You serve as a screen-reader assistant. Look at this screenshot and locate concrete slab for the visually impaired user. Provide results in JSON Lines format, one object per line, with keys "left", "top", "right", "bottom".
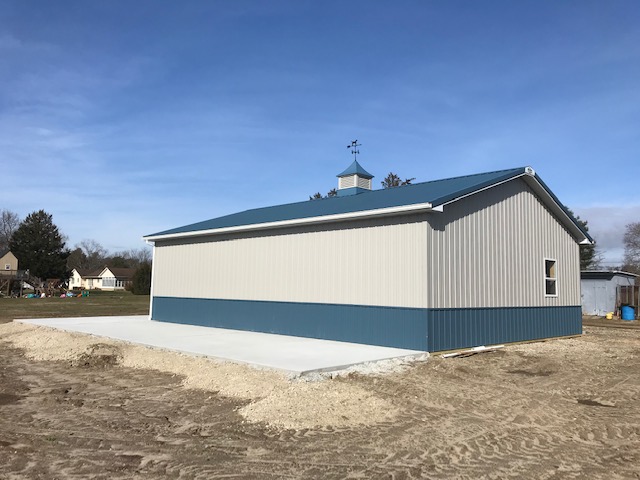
{"left": 16, "top": 316, "right": 426, "bottom": 375}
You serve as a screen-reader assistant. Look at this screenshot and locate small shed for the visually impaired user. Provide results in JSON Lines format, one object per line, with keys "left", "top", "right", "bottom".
{"left": 581, "top": 270, "right": 638, "bottom": 316}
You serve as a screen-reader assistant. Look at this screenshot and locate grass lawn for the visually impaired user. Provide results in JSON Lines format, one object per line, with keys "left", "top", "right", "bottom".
{"left": 0, "top": 291, "right": 150, "bottom": 325}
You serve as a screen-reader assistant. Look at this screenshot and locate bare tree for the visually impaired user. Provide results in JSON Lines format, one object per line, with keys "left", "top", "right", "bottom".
{"left": 67, "top": 239, "right": 109, "bottom": 271}
{"left": 124, "top": 247, "right": 152, "bottom": 266}
{"left": 109, "top": 247, "right": 152, "bottom": 268}
{"left": 80, "top": 239, "right": 109, "bottom": 270}
{"left": 622, "top": 222, "right": 640, "bottom": 274}
{"left": 0, "top": 209, "right": 21, "bottom": 251}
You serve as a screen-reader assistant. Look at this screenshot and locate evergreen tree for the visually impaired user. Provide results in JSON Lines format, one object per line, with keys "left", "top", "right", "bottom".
{"left": 381, "top": 172, "right": 415, "bottom": 188}
{"left": 9, "top": 210, "right": 70, "bottom": 279}
{"left": 564, "top": 207, "right": 599, "bottom": 270}
{"left": 309, "top": 188, "right": 338, "bottom": 200}
{"left": 108, "top": 255, "right": 131, "bottom": 268}
{"left": 310, "top": 171, "right": 417, "bottom": 200}
{"left": 131, "top": 262, "right": 152, "bottom": 295}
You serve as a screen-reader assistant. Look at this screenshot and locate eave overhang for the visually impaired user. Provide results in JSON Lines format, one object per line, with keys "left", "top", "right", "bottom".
{"left": 144, "top": 201, "right": 434, "bottom": 243}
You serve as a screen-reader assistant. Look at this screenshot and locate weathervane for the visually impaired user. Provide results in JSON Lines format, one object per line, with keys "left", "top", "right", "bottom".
{"left": 347, "top": 140, "right": 361, "bottom": 161}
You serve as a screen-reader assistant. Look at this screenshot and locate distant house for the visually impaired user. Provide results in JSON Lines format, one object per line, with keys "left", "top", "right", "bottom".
{"left": 68, "top": 268, "right": 96, "bottom": 290}
{"left": 0, "top": 249, "right": 18, "bottom": 274}
{"left": 98, "top": 267, "right": 134, "bottom": 291}
{"left": 0, "top": 249, "right": 20, "bottom": 295}
{"left": 68, "top": 266, "right": 135, "bottom": 291}
{"left": 581, "top": 270, "right": 638, "bottom": 316}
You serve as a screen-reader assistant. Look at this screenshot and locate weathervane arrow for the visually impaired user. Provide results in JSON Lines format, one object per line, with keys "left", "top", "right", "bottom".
{"left": 347, "top": 139, "right": 361, "bottom": 160}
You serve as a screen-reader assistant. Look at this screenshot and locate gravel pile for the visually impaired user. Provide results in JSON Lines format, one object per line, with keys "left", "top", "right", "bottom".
{"left": 0, "top": 321, "right": 401, "bottom": 430}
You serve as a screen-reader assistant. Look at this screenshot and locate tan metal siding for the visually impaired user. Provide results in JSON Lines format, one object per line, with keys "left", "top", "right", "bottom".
{"left": 153, "top": 178, "right": 580, "bottom": 310}
{"left": 153, "top": 215, "right": 428, "bottom": 308}
{"left": 426, "top": 179, "right": 580, "bottom": 308}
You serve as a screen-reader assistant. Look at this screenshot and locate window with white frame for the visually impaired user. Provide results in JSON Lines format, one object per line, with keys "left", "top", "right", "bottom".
{"left": 544, "top": 259, "right": 557, "bottom": 296}
{"left": 4, "top": 264, "right": 10, "bottom": 270}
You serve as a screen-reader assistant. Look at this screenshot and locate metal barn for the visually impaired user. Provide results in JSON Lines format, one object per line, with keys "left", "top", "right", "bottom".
{"left": 144, "top": 164, "right": 592, "bottom": 352}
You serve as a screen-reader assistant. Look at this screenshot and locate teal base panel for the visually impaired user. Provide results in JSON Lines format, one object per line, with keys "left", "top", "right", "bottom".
{"left": 426, "top": 306, "right": 582, "bottom": 352}
{"left": 152, "top": 296, "right": 429, "bottom": 350}
{"left": 151, "top": 297, "right": 582, "bottom": 352}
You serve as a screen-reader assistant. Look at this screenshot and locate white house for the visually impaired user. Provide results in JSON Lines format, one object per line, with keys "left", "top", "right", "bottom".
{"left": 68, "top": 268, "right": 96, "bottom": 290}
{"left": 98, "top": 267, "right": 134, "bottom": 291}
{"left": 68, "top": 266, "right": 134, "bottom": 291}
{"left": 143, "top": 163, "right": 592, "bottom": 352}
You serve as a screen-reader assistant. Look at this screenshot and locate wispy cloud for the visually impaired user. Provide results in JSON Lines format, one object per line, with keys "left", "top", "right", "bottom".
{"left": 1, "top": 1, "right": 638, "bottom": 256}
{"left": 575, "top": 205, "right": 640, "bottom": 265}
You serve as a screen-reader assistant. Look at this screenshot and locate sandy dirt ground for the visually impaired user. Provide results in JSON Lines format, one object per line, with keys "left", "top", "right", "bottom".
{"left": 1, "top": 322, "right": 639, "bottom": 479}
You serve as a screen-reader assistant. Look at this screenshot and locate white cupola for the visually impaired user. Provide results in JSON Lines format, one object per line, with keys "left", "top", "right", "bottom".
{"left": 336, "top": 160, "right": 374, "bottom": 197}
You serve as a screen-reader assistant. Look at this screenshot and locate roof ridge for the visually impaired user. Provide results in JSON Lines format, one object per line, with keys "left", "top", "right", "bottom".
{"left": 405, "top": 166, "right": 526, "bottom": 188}
{"left": 238, "top": 167, "right": 526, "bottom": 213}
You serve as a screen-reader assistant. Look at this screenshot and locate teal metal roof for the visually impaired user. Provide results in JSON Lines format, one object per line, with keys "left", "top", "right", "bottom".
{"left": 146, "top": 166, "right": 593, "bottom": 242}
{"left": 337, "top": 160, "right": 374, "bottom": 179}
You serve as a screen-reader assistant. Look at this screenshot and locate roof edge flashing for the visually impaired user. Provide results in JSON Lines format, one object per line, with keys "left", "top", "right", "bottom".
{"left": 144, "top": 202, "right": 433, "bottom": 242}
{"left": 523, "top": 174, "right": 594, "bottom": 245}
{"left": 438, "top": 171, "right": 528, "bottom": 209}
{"left": 581, "top": 270, "right": 639, "bottom": 278}
{"left": 434, "top": 168, "right": 593, "bottom": 245}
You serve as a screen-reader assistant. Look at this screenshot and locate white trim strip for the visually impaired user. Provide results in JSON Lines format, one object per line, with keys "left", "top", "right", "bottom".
{"left": 440, "top": 174, "right": 527, "bottom": 208}
{"left": 143, "top": 202, "right": 433, "bottom": 242}
{"left": 148, "top": 242, "right": 156, "bottom": 318}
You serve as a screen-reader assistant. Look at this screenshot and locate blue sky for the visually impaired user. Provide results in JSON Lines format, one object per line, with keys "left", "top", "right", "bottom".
{"left": 1, "top": 1, "right": 638, "bottom": 264}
